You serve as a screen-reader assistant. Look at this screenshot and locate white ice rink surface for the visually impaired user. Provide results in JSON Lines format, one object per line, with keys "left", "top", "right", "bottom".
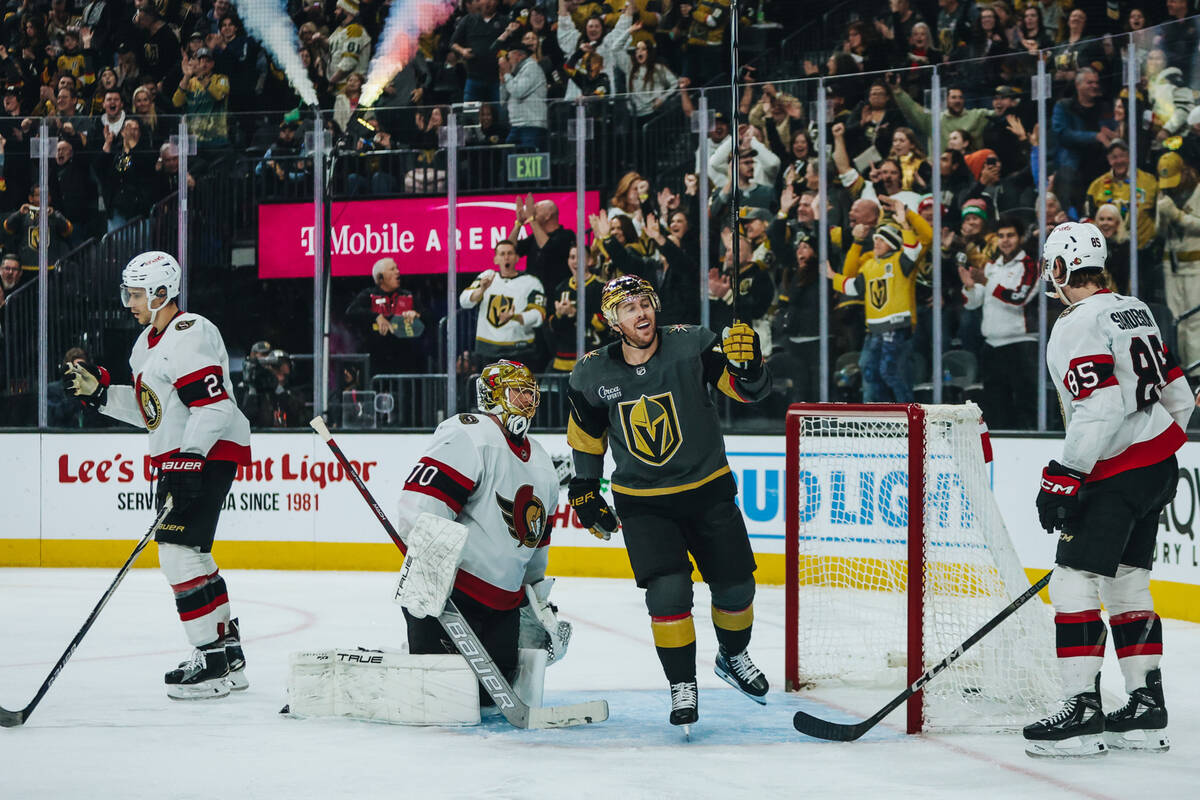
{"left": 2, "top": 569, "right": 1198, "bottom": 800}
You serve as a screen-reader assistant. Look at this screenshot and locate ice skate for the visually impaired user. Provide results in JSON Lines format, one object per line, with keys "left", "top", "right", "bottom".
{"left": 670, "top": 680, "right": 698, "bottom": 738}
{"left": 714, "top": 647, "right": 768, "bottom": 704}
{"left": 1105, "top": 669, "right": 1169, "bottom": 752}
{"left": 1023, "top": 681, "right": 1106, "bottom": 758}
{"left": 224, "top": 618, "right": 249, "bottom": 691}
{"left": 165, "top": 646, "right": 230, "bottom": 700}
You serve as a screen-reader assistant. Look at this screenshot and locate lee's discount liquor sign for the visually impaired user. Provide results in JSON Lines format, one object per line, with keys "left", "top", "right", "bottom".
{"left": 256, "top": 191, "right": 600, "bottom": 279}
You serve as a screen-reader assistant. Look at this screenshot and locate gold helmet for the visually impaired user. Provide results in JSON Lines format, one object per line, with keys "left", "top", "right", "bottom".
{"left": 476, "top": 360, "right": 540, "bottom": 437}
{"left": 600, "top": 274, "right": 660, "bottom": 330}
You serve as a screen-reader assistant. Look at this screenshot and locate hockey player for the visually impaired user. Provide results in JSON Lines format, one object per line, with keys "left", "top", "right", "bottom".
{"left": 1023, "top": 222, "right": 1193, "bottom": 757}
{"left": 566, "top": 275, "right": 771, "bottom": 731}
{"left": 62, "top": 251, "right": 252, "bottom": 700}
{"left": 395, "top": 360, "right": 567, "bottom": 703}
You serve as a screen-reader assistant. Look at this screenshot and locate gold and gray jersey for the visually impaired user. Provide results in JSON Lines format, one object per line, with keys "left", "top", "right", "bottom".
{"left": 566, "top": 324, "right": 770, "bottom": 503}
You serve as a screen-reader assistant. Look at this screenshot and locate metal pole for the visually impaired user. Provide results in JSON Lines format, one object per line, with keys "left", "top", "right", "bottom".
{"left": 575, "top": 100, "right": 586, "bottom": 362}
{"left": 176, "top": 116, "right": 189, "bottom": 308}
{"left": 729, "top": 4, "right": 740, "bottom": 321}
{"left": 817, "top": 77, "right": 829, "bottom": 402}
{"left": 930, "top": 68, "right": 943, "bottom": 404}
{"left": 311, "top": 114, "right": 326, "bottom": 418}
{"left": 1036, "top": 55, "right": 1048, "bottom": 432}
{"left": 698, "top": 91, "right": 712, "bottom": 330}
{"left": 446, "top": 110, "right": 460, "bottom": 418}
{"left": 36, "top": 120, "right": 52, "bottom": 429}
{"left": 1126, "top": 36, "right": 1139, "bottom": 296}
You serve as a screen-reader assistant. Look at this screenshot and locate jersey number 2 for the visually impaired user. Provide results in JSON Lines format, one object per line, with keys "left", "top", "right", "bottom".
{"left": 1129, "top": 334, "right": 1168, "bottom": 410}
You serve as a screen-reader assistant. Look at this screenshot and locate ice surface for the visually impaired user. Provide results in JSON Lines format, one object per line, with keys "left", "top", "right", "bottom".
{"left": 2, "top": 570, "right": 1198, "bottom": 799}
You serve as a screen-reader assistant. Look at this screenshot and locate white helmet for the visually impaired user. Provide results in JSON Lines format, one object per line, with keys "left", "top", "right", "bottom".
{"left": 121, "top": 251, "right": 181, "bottom": 315}
{"left": 1042, "top": 222, "right": 1106, "bottom": 302}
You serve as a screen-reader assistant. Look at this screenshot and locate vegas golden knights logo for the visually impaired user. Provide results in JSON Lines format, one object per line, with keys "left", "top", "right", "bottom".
{"left": 496, "top": 485, "right": 547, "bottom": 548}
{"left": 618, "top": 392, "right": 682, "bottom": 466}
{"left": 869, "top": 277, "right": 888, "bottom": 310}
{"left": 135, "top": 376, "right": 163, "bottom": 431}
{"left": 487, "top": 294, "right": 515, "bottom": 327}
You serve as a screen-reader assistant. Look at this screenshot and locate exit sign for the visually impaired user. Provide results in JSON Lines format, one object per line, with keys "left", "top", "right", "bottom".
{"left": 507, "top": 153, "right": 550, "bottom": 182}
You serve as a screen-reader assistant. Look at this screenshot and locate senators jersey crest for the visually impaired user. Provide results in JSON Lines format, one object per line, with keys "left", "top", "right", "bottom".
{"left": 135, "top": 375, "right": 163, "bottom": 430}
{"left": 495, "top": 485, "right": 547, "bottom": 548}
{"left": 618, "top": 392, "right": 682, "bottom": 466}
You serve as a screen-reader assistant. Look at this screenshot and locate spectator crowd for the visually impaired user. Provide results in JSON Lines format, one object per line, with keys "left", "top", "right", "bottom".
{"left": 1, "top": 0, "right": 1200, "bottom": 432}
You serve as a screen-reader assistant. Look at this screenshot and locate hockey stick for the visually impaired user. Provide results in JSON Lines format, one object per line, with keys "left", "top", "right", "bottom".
{"left": 0, "top": 498, "right": 174, "bottom": 728}
{"left": 793, "top": 569, "right": 1054, "bottom": 741}
{"left": 309, "top": 416, "right": 608, "bottom": 729}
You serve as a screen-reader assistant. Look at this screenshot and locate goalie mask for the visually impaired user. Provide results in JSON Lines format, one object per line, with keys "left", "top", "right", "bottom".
{"left": 601, "top": 275, "right": 660, "bottom": 345}
{"left": 121, "top": 251, "right": 182, "bottom": 317}
{"left": 1041, "top": 222, "right": 1107, "bottom": 304}
{"left": 476, "top": 360, "right": 540, "bottom": 438}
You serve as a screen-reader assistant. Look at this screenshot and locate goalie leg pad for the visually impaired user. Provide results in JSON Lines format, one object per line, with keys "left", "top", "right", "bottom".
{"left": 159, "top": 543, "right": 229, "bottom": 647}
{"left": 287, "top": 650, "right": 480, "bottom": 725}
{"left": 512, "top": 647, "right": 547, "bottom": 707}
{"left": 394, "top": 512, "right": 469, "bottom": 618}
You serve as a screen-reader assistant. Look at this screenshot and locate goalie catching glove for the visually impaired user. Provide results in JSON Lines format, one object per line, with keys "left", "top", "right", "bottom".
{"left": 1036, "top": 460, "right": 1085, "bottom": 533}
{"left": 519, "top": 578, "right": 572, "bottom": 664}
{"left": 568, "top": 478, "right": 620, "bottom": 540}
{"left": 721, "top": 322, "right": 762, "bottom": 381}
{"left": 61, "top": 362, "right": 110, "bottom": 408}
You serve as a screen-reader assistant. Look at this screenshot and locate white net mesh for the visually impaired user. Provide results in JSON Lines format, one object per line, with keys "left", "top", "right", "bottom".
{"left": 788, "top": 403, "right": 1061, "bottom": 731}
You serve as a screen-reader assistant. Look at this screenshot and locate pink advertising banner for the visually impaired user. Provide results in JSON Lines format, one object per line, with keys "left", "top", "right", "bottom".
{"left": 256, "top": 191, "right": 601, "bottom": 279}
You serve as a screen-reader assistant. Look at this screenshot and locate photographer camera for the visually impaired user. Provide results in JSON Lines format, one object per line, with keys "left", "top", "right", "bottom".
{"left": 238, "top": 341, "right": 306, "bottom": 428}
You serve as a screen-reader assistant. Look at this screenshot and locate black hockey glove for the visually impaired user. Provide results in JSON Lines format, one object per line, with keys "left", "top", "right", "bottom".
{"left": 157, "top": 453, "right": 206, "bottom": 514}
{"left": 721, "top": 322, "right": 763, "bottom": 381}
{"left": 1036, "top": 460, "right": 1086, "bottom": 533}
{"left": 61, "top": 362, "right": 110, "bottom": 408}
{"left": 568, "top": 478, "right": 620, "bottom": 541}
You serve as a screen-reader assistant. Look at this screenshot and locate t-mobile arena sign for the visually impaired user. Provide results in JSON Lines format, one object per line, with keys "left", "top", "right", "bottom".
{"left": 257, "top": 191, "right": 600, "bottom": 279}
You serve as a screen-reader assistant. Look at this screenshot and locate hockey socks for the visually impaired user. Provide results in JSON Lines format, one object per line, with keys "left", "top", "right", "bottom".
{"left": 1054, "top": 610, "right": 1106, "bottom": 695}
{"left": 711, "top": 603, "right": 753, "bottom": 656}
{"left": 1109, "top": 611, "right": 1162, "bottom": 692}
{"left": 650, "top": 612, "right": 697, "bottom": 685}
{"left": 171, "top": 570, "right": 231, "bottom": 646}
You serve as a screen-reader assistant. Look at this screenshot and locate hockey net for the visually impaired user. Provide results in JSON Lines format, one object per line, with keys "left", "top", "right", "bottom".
{"left": 784, "top": 403, "right": 1060, "bottom": 733}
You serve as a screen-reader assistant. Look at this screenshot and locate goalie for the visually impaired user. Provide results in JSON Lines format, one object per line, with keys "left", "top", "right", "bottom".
{"left": 394, "top": 360, "right": 568, "bottom": 708}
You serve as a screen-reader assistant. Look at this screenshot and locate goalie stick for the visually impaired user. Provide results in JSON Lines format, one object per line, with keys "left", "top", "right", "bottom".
{"left": 793, "top": 570, "right": 1054, "bottom": 741}
{"left": 1, "top": 498, "right": 174, "bottom": 728}
{"left": 309, "top": 416, "right": 608, "bottom": 729}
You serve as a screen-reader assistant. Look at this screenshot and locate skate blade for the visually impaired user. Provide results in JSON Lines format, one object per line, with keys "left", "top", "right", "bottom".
{"left": 225, "top": 670, "right": 250, "bottom": 691}
{"left": 1105, "top": 730, "right": 1170, "bottom": 752}
{"left": 167, "top": 680, "right": 231, "bottom": 701}
{"left": 714, "top": 665, "right": 767, "bottom": 705}
{"left": 1024, "top": 734, "right": 1108, "bottom": 759}
{"left": 681, "top": 723, "right": 691, "bottom": 741}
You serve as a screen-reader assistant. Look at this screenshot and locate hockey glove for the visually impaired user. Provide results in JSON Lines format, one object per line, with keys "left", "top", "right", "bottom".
{"left": 721, "top": 322, "right": 763, "bottom": 381}
{"left": 1036, "top": 460, "right": 1086, "bottom": 533}
{"left": 519, "top": 579, "right": 572, "bottom": 665}
{"left": 157, "top": 453, "right": 206, "bottom": 514}
{"left": 568, "top": 478, "right": 620, "bottom": 541}
{"left": 62, "top": 362, "right": 110, "bottom": 408}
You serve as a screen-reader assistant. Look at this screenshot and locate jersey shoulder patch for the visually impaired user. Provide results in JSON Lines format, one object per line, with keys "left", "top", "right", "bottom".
{"left": 458, "top": 413, "right": 479, "bottom": 424}
{"left": 174, "top": 318, "right": 196, "bottom": 332}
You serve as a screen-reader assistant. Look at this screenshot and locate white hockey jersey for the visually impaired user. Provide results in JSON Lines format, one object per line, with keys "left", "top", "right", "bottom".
{"left": 962, "top": 249, "right": 1039, "bottom": 348}
{"left": 396, "top": 412, "right": 559, "bottom": 610}
{"left": 100, "top": 311, "right": 251, "bottom": 467}
{"left": 1047, "top": 290, "right": 1193, "bottom": 480}
{"left": 459, "top": 272, "right": 546, "bottom": 348}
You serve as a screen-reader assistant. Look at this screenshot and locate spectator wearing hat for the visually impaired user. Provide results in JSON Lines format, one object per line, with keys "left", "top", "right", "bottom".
{"left": 828, "top": 219, "right": 920, "bottom": 403}
{"left": 960, "top": 214, "right": 1039, "bottom": 429}
{"left": 4, "top": 186, "right": 73, "bottom": 270}
{"left": 346, "top": 256, "right": 427, "bottom": 376}
{"left": 963, "top": 147, "right": 1030, "bottom": 213}
{"left": 708, "top": 123, "right": 781, "bottom": 192}
{"left": 1084, "top": 137, "right": 1158, "bottom": 248}
{"left": 327, "top": 0, "right": 372, "bottom": 94}
{"left": 499, "top": 39, "right": 548, "bottom": 151}
{"left": 255, "top": 120, "right": 309, "bottom": 197}
{"left": 1156, "top": 152, "right": 1200, "bottom": 366}
{"left": 981, "top": 85, "right": 1034, "bottom": 174}
{"left": 710, "top": 147, "right": 776, "bottom": 220}
{"left": 739, "top": 206, "right": 775, "bottom": 268}
{"left": 172, "top": 47, "right": 230, "bottom": 149}
{"left": 133, "top": 6, "right": 180, "bottom": 87}
{"left": 708, "top": 228, "right": 774, "bottom": 347}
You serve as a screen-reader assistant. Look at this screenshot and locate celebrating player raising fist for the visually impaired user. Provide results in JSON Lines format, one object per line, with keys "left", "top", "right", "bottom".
{"left": 566, "top": 275, "right": 771, "bottom": 734}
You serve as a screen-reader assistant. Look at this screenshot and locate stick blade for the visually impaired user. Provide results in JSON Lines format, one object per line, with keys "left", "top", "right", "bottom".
{"left": 0, "top": 708, "right": 26, "bottom": 728}
{"left": 792, "top": 709, "right": 868, "bottom": 741}
{"left": 527, "top": 700, "right": 609, "bottom": 729}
